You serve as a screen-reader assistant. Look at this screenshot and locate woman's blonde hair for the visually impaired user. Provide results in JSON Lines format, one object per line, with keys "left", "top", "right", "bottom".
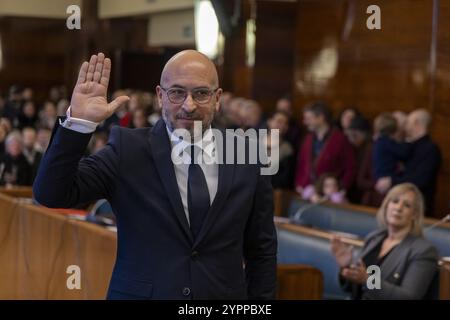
{"left": 376, "top": 183, "right": 425, "bottom": 236}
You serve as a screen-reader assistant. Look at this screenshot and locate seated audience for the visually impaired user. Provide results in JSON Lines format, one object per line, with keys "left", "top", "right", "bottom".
{"left": 295, "top": 102, "right": 356, "bottom": 194}
{"left": 2, "top": 85, "right": 23, "bottom": 127}
{"left": 56, "top": 99, "right": 70, "bottom": 116}
{"left": 0, "top": 131, "right": 32, "bottom": 186}
{"left": 331, "top": 183, "right": 438, "bottom": 299}
{"left": 18, "top": 100, "right": 39, "bottom": 129}
{"left": 22, "top": 127, "right": 42, "bottom": 181}
{"left": 240, "top": 99, "right": 265, "bottom": 130}
{"left": 38, "top": 101, "right": 57, "bottom": 130}
{"left": 35, "top": 127, "right": 51, "bottom": 153}
{"left": 129, "top": 108, "right": 151, "bottom": 129}
{"left": 98, "top": 89, "right": 132, "bottom": 131}
{"left": 22, "top": 87, "right": 34, "bottom": 101}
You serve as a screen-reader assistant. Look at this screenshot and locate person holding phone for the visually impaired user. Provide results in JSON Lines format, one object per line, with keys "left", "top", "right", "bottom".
{"left": 331, "top": 183, "right": 438, "bottom": 299}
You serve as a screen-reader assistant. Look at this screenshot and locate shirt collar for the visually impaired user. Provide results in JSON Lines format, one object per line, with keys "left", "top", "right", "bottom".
{"left": 166, "top": 125, "right": 216, "bottom": 160}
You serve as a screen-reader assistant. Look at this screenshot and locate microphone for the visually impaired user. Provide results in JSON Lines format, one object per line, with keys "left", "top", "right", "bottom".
{"left": 424, "top": 214, "right": 450, "bottom": 232}
{"left": 290, "top": 197, "right": 328, "bottom": 223}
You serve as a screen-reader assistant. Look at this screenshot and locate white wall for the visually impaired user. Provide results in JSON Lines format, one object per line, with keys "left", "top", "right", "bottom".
{"left": 148, "top": 9, "right": 195, "bottom": 46}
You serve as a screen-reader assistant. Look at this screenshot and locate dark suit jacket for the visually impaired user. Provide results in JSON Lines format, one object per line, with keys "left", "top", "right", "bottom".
{"left": 392, "top": 135, "right": 441, "bottom": 213}
{"left": 340, "top": 229, "right": 439, "bottom": 299}
{"left": 33, "top": 119, "right": 277, "bottom": 300}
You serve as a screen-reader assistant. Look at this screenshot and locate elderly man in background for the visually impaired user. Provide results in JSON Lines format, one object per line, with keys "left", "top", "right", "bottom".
{"left": 376, "top": 109, "right": 441, "bottom": 214}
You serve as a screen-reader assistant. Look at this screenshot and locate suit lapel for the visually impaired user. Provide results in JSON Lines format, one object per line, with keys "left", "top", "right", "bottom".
{"left": 148, "top": 120, "right": 193, "bottom": 243}
{"left": 378, "top": 235, "right": 414, "bottom": 280}
{"left": 360, "top": 230, "right": 386, "bottom": 262}
{"left": 360, "top": 231, "right": 414, "bottom": 281}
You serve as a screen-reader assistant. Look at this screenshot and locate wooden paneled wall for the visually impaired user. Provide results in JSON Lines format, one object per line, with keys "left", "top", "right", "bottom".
{"left": 221, "top": 0, "right": 297, "bottom": 113}
{"left": 292, "top": 0, "right": 449, "bottom": 218}
{"left": 0, "top": 17, "right": 75, "bottom": 103}
{"left": 0, "top": 0, "right": 185, "bottom": 104}
{"left": 252, "top": 0, "right": 296, "bottom": 112}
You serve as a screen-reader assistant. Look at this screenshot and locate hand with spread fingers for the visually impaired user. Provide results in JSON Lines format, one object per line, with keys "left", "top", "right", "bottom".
{"left": 331, "top": 236, "right": 353, "bottom": 268}
{"left": 341, "top": 260, "right": 368, "bottom": 285}
{"left": 70, "top": 52, "right": 129, "bottom": 123}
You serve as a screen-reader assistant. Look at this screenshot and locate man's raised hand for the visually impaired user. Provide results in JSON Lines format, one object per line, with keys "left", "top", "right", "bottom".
{"left": 70, "top": 53, "right": 129, "bottom": 123}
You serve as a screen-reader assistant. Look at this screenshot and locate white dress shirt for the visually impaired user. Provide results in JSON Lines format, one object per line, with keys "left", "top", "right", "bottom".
{"left": 61, "top": 108, "right": 218, "bottom": 225}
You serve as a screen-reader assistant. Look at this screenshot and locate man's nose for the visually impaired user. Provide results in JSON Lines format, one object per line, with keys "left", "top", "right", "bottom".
{"left": 182, "top": 94, "right": 196, "bottom": 113}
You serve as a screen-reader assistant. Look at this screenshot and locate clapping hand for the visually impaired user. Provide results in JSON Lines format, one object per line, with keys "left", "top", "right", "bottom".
{"left": 331, "top": 236, "right": 353, "bottom": 268}
{"left": 341, "top": 260, "right": 368, "bottom": 285}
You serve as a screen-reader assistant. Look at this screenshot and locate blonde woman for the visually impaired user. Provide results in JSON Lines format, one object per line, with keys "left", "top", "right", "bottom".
{"left": 331, "top": 183, "right": 438, "bottom": 299}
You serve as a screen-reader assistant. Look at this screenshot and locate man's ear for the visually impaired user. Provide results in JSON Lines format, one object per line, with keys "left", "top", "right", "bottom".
{"left": 215, "top": 88, "right": 223, "bottom": 112}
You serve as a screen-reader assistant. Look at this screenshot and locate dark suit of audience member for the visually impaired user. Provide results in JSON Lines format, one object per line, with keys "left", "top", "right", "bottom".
{"left": 2, "top": 100, "right": 22, "bottom": 127}
{"left": 23, "top": 148, "right": 42, "bottom": 182}
{"left": 332, "top": 183, "right": 438, "bottom": 299}
{"left": 271, "top": 141, "right": 295, "bottom": 189}
{"left": 376, "top": 110, "right": 441, "bottom": 215}
{"left": 285, "top": 119, "right": 301, "bottom": 152}
{"left": 266, "top": 111, "right": 295, "bottom": 189}
{"left": 392, "top": 135, "right": 441, "bottom": 213}
{"left": 373, "top": 135, "right": 412, "bottom": 180}
{"left": 0, "top": 153, "right": 32, "bottom": 186}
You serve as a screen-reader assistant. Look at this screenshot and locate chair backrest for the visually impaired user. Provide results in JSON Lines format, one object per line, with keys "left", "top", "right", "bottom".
{"left": 288, "top": 199, "right": 377, "bottom": 238}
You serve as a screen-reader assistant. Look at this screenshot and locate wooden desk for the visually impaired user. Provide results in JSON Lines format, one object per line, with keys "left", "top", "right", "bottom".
{"left": 0, "top": 192, "right": 116, "bottom": 299}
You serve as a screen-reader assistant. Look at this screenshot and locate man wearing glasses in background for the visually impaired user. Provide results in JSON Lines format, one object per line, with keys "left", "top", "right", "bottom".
{"left": 33, "top": 50, "right": 277, "bottom": 300}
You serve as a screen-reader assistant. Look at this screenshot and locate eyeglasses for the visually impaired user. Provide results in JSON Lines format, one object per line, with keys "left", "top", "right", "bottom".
{"left": 160, "top": 86, "right": 219, "bottom": 105}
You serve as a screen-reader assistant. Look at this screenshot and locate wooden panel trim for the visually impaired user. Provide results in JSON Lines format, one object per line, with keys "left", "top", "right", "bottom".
{"left": 275, "top": 218, "right": 364, "bottom": 247}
